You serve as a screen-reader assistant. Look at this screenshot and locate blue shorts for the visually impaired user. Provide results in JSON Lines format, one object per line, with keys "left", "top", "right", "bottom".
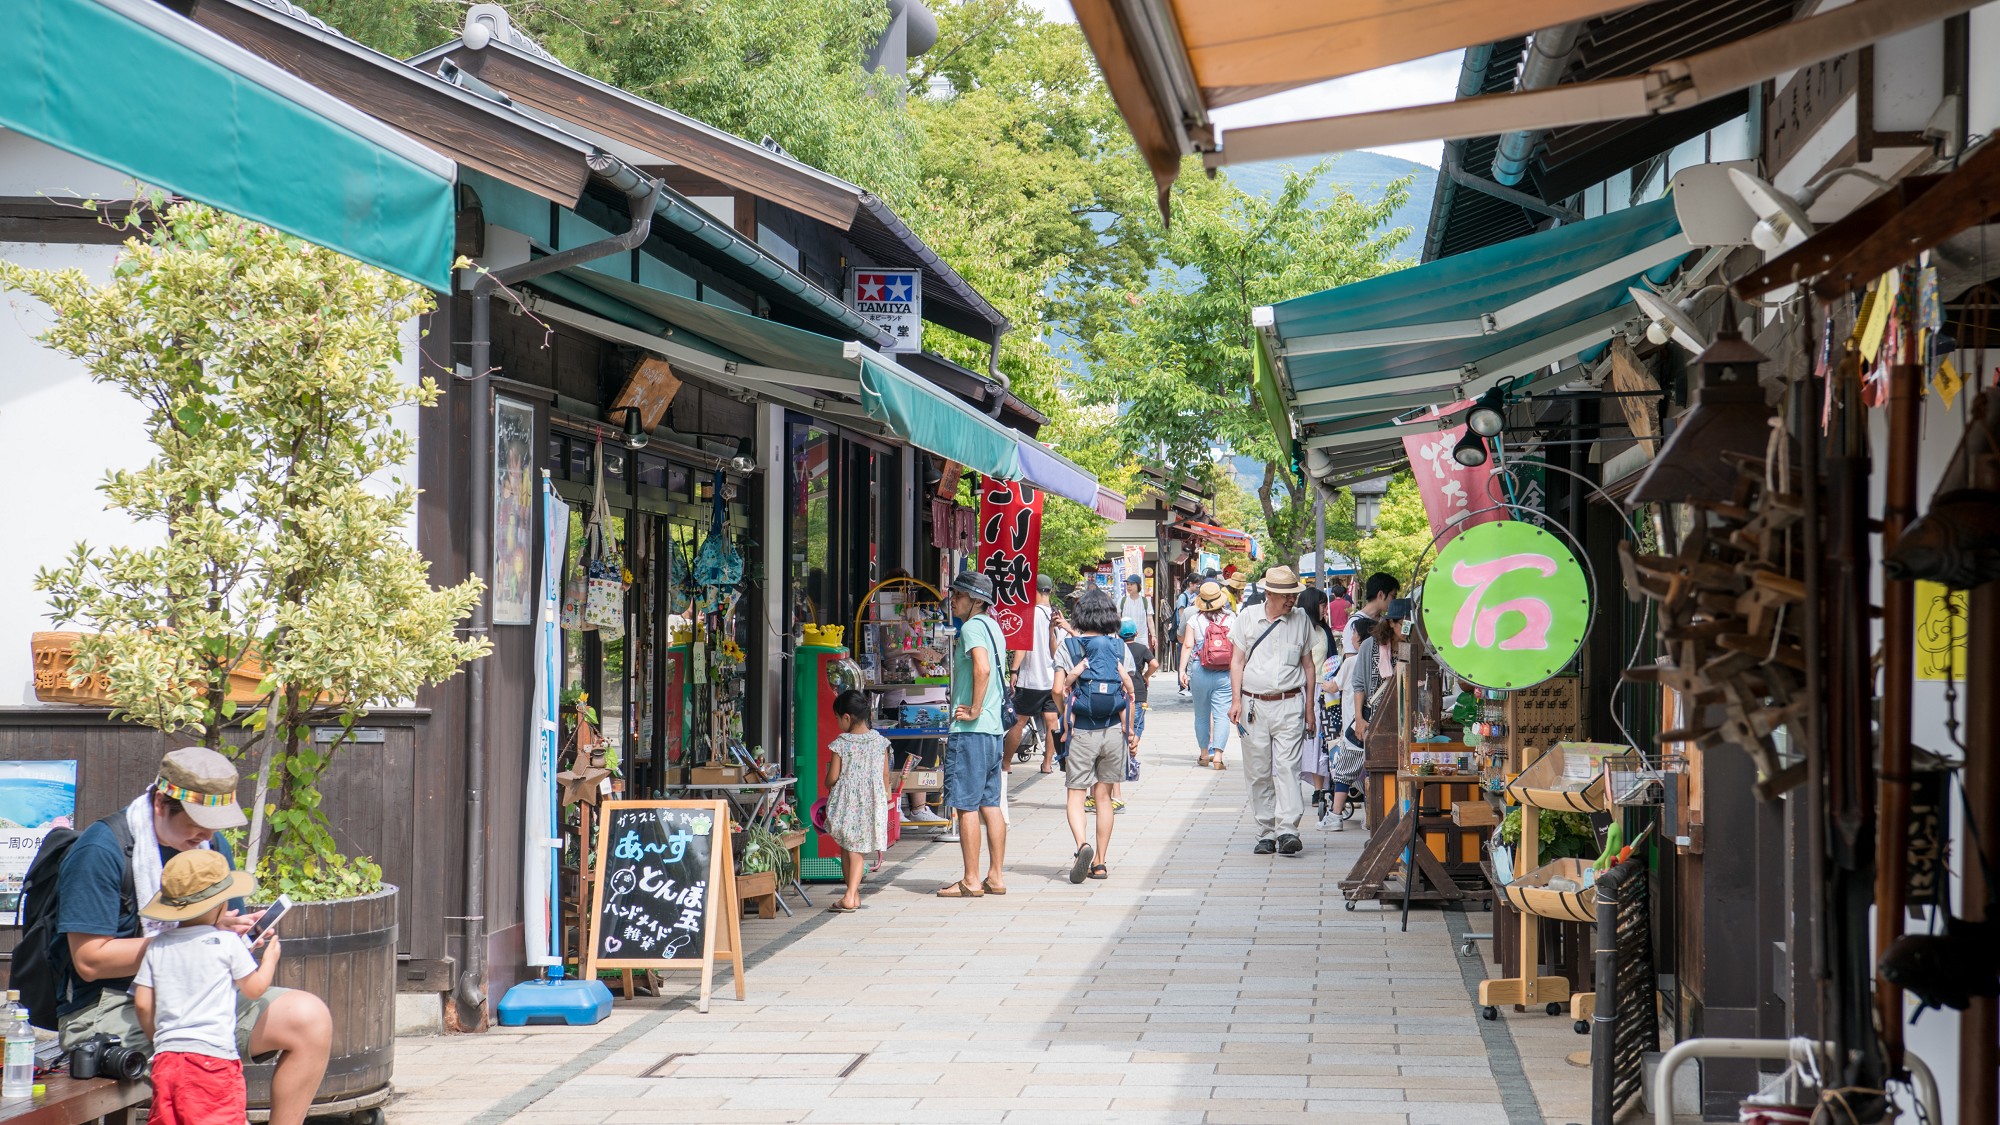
{"left": 944, "top": 732, "right": 1004, "bottom": 811}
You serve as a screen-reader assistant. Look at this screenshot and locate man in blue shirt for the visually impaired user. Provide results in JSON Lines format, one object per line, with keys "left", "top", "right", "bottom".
{"left": 939, "top": 571, "right": 1008, "bottom": 898}
{"left": 54, "top": 748, "right": 332, "bottom": 1125}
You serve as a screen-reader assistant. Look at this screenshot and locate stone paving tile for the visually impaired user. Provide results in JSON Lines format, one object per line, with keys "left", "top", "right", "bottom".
{"left": 385, "top": 680, "right": 1589, "bottom": 1123}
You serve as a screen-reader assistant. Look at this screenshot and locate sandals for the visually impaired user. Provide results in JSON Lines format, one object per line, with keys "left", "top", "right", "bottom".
{"left": 1068, "top": 843, "right": 1095, "bottom": 884}
{"left": 1210, "top": 756, "right": 1227, "bottom": 770}
{"left": 1087, "top": 864, "right": 1109, "bottom": 880}
{"left": 827, "top": 902, "right": 858, "bottom": 913}
{"left": 981, "top": 879, "right": 1008, "bottom": 895}
{"left": 936, "top": 879, "right": 985, "bottom": 898}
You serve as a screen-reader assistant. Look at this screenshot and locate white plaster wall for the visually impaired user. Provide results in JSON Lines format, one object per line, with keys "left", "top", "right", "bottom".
{"left": 0, "top": 128, "right": 142, "bottom": 199}
{"left": 1971, "top": 4, "right": 2000, "bottom": 144}
{"left": 0, "top": 240, "right": 150, "bottom": 705}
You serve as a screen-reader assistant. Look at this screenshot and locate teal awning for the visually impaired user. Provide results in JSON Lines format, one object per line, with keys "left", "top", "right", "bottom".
{"left": 3, "top": 0, "right": 456, "bottom": 290}
{"left": 558, "top": 271, "right": 1042, "bottom": 484}
{"left": 1260, "top": 197, "right": 1691, "bottom": 466}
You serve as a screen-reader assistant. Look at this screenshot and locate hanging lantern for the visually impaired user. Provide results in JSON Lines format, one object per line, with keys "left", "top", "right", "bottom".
{"left": 1628, "top": 295, "right": 1772, "bottom": 506}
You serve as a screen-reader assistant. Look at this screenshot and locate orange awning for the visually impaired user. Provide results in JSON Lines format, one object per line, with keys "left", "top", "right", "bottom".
{"left": 1074, "top": 0, "right": 1980, "bottom": 218}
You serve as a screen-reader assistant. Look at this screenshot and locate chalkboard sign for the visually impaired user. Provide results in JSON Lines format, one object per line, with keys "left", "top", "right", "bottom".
{"left": 583, "top": 800, "right": 744, "bottom": 1012}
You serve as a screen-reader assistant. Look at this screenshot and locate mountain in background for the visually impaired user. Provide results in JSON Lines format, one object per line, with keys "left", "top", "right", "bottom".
{"left": 1223, "top": 152, "right": 1437, "bottom": 260}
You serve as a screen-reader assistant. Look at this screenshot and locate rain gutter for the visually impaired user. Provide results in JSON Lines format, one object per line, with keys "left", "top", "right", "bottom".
{"left": 1490, "top": 23, "right": 1584, "bottom": 187}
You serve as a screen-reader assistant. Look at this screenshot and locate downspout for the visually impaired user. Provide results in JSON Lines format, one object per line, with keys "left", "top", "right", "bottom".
{"left": 1424, "top": 44, "right": 1495, "bottom": 262}
{"left": 985, "top": 331, "right": 1010, "bottom": 418}
{"left": 453, "top": 154, "right": 659, "bottom": 1031}
{"left": 1490, "top": 24, "right": 1584, "bottom": 187}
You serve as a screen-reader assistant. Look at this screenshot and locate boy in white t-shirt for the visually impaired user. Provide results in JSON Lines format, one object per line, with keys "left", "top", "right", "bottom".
{"left": 133, "top": 849, "right": 281, "bottom": 1125}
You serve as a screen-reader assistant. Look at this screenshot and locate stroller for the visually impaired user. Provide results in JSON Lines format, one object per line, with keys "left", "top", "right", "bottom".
{"left": 1310, "top": 690, "right": 1362, "bottom": 827}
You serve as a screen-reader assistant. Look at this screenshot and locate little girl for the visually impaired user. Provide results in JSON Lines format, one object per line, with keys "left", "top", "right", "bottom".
{"left": 824, "top": 688, "right": 892, "bottom": 913}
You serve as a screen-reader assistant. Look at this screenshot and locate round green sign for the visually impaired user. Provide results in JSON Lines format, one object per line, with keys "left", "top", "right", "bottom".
{"left": 1419, "top": 520, "right": 1590, "bottom": 690}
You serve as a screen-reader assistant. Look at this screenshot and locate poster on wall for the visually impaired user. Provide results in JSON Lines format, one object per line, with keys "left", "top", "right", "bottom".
{"left": 492, "top": 396, "right": 537, "bottom": 625}
{"left": 1403, "top": 423, "right": 1509, "bottom": 545}
{"left": 1122, "top": 546, "right": 1145, "bottom": 594}
{"left": 1197, "top": 550, "right": 1220, "bottom": 575}
{"left": 848, "top": 268, "right": 923, "bottom": 353}
{"left": 1916, "top": 581, "right": 1969, "bottom": 681}
{"left": 976, "top": 477, "right": 1042, "bottom": 650}
{"left": 0, "top": 760, "right": 77, "bottom": 924}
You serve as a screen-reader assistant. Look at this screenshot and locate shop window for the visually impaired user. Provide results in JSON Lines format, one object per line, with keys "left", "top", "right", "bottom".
{"left": 636, "top": 452, "right": 668, "bottom": 489}
{"left": 1709, "top": 114, "right": 1753, "bottom": 164}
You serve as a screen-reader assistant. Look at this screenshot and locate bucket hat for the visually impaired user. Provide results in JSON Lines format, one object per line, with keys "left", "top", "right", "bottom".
{"left": 157, "top": 746, "right": 249, "bottom": 830}
{"left": 140, "top": 848, "right": 257, "bottom": 923}
{"left": 949, "top": 571, "right": 995, "bottom": 605}
{"left": 1195, "top": 580, "right": 1229, "bottom": 611}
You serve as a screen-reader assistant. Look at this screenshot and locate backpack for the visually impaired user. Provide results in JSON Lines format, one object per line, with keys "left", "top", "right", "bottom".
{"left": 1197, "top": 613, "right": 1235, "bottom": 671}
{"left": 16, "top": 814, "right": 135, "bottom": 1030}
{"left": 1066, "top": 635, "right": 1128, "bottom": 727}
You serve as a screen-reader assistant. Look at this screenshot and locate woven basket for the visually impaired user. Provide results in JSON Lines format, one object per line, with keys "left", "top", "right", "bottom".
{"left": 1499, "top": 858, "right": 1598, "bottom": 922}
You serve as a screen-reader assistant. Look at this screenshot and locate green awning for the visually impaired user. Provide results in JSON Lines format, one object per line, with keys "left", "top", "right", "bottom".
{"left": 859, "top": 359, "right": 1023, "bottom": 481}
{"left": 3, "top": 0, "right": 456, "bottom": 290}
{"left": 561, "top": 271, "right": 1030, "bottom": 481}
{"left": 1252, "top": 340, "right": 1294, "bottom": 463}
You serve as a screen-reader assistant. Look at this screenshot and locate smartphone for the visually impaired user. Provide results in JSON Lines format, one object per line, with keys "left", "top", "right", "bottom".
{"left": 245, "top": 894, "right": 292, "bottom": 945}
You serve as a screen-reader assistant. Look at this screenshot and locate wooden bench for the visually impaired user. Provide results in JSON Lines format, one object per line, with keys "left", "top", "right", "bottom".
{"left": 0, "top": 1073, "right": 148, "bottom": 1125}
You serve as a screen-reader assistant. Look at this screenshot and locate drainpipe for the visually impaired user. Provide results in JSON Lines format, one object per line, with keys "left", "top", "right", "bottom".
{"left": 1490, "top": 24, "right": 1584, "bottom": 187}
{"left": 453, "top": 155, "right": 659, "bottom": 1031}
{"left": 985, "top": 332, "right": 1010, "bottom": 418}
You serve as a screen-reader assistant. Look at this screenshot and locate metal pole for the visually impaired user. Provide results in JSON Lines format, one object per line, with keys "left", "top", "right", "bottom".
{"left": 1313, "top": 484, "right": 1327, "bottom": 587}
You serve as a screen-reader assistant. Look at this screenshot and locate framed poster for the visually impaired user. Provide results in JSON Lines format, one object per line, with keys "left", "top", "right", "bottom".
{"left": 0, "top": 760, "right": 77, "bottom": 924}
{"left": 492, "top": 396, "right": 537, "bottom": 625}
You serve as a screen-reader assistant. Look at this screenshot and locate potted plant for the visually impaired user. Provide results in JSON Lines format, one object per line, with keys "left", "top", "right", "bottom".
{"left": 5, "top": 203, "right": 487, "bottom": 1108}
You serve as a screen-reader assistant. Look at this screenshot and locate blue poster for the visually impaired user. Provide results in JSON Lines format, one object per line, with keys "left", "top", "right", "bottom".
{"left": 524, "top": 473, "right": 571, "bottom": 966}
{"left": 0, "top": 760, "right": 77, "bottom": 924}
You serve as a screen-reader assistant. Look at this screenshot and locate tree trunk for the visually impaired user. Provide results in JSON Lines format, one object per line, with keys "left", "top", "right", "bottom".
{"left": 245, "top": 691, "right": 281, "bottom": 873}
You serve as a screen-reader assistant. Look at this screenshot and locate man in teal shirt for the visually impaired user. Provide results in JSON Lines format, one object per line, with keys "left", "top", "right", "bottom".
{"left": 939, "top": 571, "right": 1007, "bottom": 898}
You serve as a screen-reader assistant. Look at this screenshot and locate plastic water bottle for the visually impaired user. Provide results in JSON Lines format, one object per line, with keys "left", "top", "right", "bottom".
{"left": 2, "top": 990, "right": 32, "bottom": 1098}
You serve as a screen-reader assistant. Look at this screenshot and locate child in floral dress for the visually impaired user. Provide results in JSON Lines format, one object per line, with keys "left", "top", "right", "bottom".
{"left": 825, "top": 689, "right": 892, "bottom": 912}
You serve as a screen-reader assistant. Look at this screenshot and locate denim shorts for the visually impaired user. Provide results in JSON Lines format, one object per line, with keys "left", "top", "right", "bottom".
{"left": 944, "top": 731, "right": 1004, "bottom": 811}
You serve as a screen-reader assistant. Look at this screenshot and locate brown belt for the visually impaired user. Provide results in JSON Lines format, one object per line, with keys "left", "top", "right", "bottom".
{"left": 1244, "top": 687, "right": 1302, "bottom": 702}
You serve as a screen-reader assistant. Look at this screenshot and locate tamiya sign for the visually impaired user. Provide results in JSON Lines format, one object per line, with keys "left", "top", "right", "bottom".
{"left": 849, "top": 268, "right": 922, "bottom": 353}
{"left": 1418, "top": 519, "right": 1590, "bottom": 690}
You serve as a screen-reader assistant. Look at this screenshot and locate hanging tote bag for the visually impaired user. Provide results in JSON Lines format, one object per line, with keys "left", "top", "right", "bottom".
{"left": 582, "top": 440, "right": 626, "bottom": 635}
{"left": 693, "top": 469, "right": 745, "bottom": 590}
{"left": 559, "top": 527, "right": 590, "bottom": 631}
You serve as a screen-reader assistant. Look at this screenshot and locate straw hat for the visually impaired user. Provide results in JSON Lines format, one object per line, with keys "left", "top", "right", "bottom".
{"left": 140, "top": 848, "right": 258, "bottom": 923}
{"left": 1195, "top": 580, "right": 1229, "bottom": 611}
{"left": 1261, "top": 565, "right": 1305, "bottom": 595}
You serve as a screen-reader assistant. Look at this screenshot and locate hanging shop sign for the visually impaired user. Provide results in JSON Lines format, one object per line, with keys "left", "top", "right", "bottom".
{"left": 1404, "top": 424, "right": 1507, "bottom": 545}
{"left": 977, "top": 477, "right": 1042, "bottom": 650}
{"left": 1420, "top": 519, "right": 1590, "bottom": 690}
{"left": 849, "top": 267, "right": 922, "bottom": 353}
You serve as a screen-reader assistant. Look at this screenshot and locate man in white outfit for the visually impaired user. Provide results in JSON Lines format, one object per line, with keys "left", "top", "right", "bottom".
{"left": 1226, "top": 565, "right": 1324, "bottom": 856}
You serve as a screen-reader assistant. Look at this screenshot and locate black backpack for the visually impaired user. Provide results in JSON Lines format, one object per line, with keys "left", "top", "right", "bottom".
{"left": 15, "top": 815, "right": 134, "bottom": 1030}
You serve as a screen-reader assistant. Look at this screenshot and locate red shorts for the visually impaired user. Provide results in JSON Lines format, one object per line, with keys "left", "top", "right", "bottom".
{"left": 149, "top": 1051, "right": 246, "bottom": 1125}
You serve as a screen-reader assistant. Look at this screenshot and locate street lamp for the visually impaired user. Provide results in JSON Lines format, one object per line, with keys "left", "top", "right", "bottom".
{"left": 1466, "top": 385, "right": 1508, "bottom": 439}
{"left": 1452, "top": 429, "right": 1489, "bottom": 467}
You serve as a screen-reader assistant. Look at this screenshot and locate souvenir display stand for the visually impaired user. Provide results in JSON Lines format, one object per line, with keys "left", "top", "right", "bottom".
{"left": 1340, "top": 644, "right": 1493, "bottom": 918}
{"left": 1478, "top": 742, "right": 1637, "bottom": 1020}
{"left": 853, "top": 577, "right": 953, "bottom": 834}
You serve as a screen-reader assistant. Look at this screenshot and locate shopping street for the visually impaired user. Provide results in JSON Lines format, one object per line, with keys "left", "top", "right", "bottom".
{"left": 382, "top": 684, "right": 1588, "bottom": 1125}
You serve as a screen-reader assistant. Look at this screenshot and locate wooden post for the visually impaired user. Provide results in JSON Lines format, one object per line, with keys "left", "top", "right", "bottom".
{"left": 1873, "top": 348, "right": 1921, "bottom": 1070}
{"left": 1960, "top": 435, "right": 2000, "bottom": 1122}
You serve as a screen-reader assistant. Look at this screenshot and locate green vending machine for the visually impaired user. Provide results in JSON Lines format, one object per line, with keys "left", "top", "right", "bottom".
{"left": 792, "top": 632, "right": 858, "bottom": 881}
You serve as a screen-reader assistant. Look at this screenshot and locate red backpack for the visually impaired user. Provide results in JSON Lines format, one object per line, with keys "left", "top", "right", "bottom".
{"left": 1197, "top": 613, "right": 1235, "bottom": 670}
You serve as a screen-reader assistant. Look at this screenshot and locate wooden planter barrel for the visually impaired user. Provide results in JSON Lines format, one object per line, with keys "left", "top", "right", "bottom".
{"left": 245, "top": 886, "right": 398, "bottom": 1112}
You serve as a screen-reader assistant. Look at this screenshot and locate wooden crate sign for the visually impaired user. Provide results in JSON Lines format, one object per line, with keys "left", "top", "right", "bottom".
{"left": 583, "top": 800, "right": 745, "bottom": 1012}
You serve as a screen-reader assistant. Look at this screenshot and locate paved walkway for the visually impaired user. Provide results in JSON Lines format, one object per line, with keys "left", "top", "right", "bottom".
{"left": 386, "top": 681, "right": 1589, "bottom": 1124}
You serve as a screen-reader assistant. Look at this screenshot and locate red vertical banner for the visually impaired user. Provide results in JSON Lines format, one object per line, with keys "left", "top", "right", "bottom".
{"left": 1403, "top": 424, "right": 1508, "bottom": 545}
{"left": 977, "top": 477, "right": 1043, "bottom": 651}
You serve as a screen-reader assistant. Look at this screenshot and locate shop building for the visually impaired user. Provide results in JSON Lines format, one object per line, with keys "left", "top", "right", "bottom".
{"left": 0, "top": 0, "right": 1112, "bottom": 1036}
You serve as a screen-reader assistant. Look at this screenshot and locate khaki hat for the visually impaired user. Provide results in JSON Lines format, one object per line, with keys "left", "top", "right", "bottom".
{"left": 141, "top": 848, "right": 257, "bottom": 923}
{"left": 1224, "top": 574, "right": 1247, "bottom": 591}
{"left": 1195, "top": 580, "right": 1229, "bottom": 611}
{"left": 1261, "top": 565, "right": 1305, "bottom": 595}
{"left": 157, "top": 746, "right": 249, "bottom": 830}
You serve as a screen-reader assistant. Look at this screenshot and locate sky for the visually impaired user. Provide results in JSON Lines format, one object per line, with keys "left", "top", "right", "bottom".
{"left": 1022, "top": 0, "right": 1458, "bottom": 168}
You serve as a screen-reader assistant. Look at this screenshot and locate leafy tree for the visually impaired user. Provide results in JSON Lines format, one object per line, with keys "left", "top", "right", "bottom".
{"left": 1088, "top": 162, "right": 1410, "bottom": 565}
{"left": 6, "top": 204, "right": 489, "bottom": 900}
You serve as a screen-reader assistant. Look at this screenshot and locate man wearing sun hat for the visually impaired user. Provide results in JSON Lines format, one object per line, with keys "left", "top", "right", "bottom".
{"left": 1226, "top": 565, "right": 1326, "bottom": 856}
{"left": 53, "top": 747, "right": 331, "bottom": 1125}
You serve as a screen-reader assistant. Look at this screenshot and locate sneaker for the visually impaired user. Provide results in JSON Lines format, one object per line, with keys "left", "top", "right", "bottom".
{"left": 1084, "top": 797, "right": 1097, "bottom": 811}
{"left": 1253, "top": 839, "right": 1277, "bottom": 855}
{"left": 1277, "top": 834, "right": 1303, "bottom": 856}
{"left": 906, "top": 805, "right": 950, "bottom": 826}
{"left": 1112, "top": 799, "right": 1126, "bottom": 813}
{"left": 1332, "top": 816, "right": 1346, "bottom": 833}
